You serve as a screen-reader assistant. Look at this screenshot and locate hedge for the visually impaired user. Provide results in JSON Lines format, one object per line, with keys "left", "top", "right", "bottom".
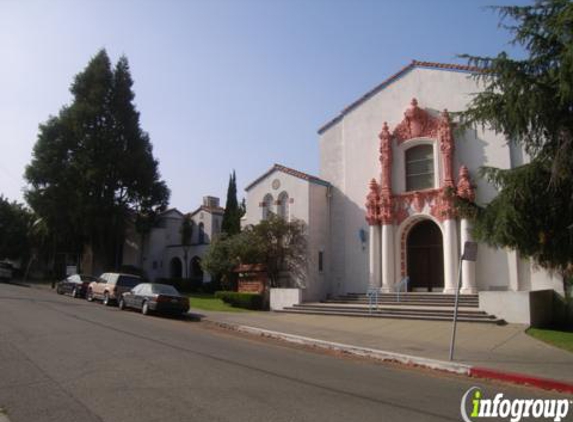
{"left": 157, "top": 278, "right": 204, "bottom": 293}
{"left": 214, "top": 291, "right": 264, "bottom": 310}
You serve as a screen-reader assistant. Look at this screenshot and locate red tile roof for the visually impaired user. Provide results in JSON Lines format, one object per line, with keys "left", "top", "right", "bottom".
{"left": 317, "top": 60, "right": 482, "bottom": 135}
{"left": 245, "top": 163, "right": 330, "bottom": 191}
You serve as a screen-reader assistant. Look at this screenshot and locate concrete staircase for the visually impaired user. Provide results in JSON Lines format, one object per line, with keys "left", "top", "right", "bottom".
{"left": 278, "top": 292, "right": 504, "bottom": 324}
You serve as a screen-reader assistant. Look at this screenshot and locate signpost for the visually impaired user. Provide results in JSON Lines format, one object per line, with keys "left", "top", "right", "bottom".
{"left": 449, "top": 241, "right": 478, "bottom": 361}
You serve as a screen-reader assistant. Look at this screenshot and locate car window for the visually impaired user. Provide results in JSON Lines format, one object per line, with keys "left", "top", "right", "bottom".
{"left": 80, "top": 275, "right": 97, "bottom": 283}
{"left": 151, "top": 284, "right": 179, "bottom": 295}
{"left": 131, "top": 284, "right": 144, "bottom": 294}
{"left": 67, "top": 274, "right": 81, "bottom": 283}
{"left": 117, "top": 276, "right": 141, "bottom": 288}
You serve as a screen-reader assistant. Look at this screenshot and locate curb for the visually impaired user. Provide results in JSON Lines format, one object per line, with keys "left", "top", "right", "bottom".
{"left": 469, "top": 367, "right": 573, "bottom": 395}
{"left": 210, "top": 320, "right": 573, "bottom": 394}
{"left": 211, "top": 321, "right": 471, "bottom": 375}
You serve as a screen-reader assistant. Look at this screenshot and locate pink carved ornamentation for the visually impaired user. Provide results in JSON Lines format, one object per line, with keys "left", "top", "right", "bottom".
{"left": 379, "top": 193, "right": 393, "bottom": 225}
{"left": 412, "top": 192, "right": 425, "bottom": 213}
{"left": 393, "top": 98, "right": 439, "bottom": 144}
{"left": 456, "top": 165, "right": 475, "bottom": 202}
{"left": 430, "top": 189, "right": 456, "bottom": 222}
{"left": 379, "top": 122, "right": 393, "bottom": 195}
{"left": 438, "top": 109, "right": 455, "bottom": 188}
{"left": 394, "top": 203, "right": 409, "bottom": 226}
{"left": 365, "top": 179, "right": 380, "bottom": 226}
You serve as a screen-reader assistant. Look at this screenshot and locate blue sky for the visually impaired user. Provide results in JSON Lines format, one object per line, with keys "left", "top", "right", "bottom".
{"left": 0, "top": 0, "right": 528, "bottom": 211}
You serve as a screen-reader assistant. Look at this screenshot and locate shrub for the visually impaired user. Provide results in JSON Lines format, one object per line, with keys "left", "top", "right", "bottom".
{"left": 214, "top": 291, "right": 264, "bottom": 310}
{"left": 157, "top": 278, "right": 203, "bottom": 293}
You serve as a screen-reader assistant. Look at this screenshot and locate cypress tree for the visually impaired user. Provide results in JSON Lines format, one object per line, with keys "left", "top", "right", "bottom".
{"left": 221, "top": 170, "right": 241, "bottom": 235}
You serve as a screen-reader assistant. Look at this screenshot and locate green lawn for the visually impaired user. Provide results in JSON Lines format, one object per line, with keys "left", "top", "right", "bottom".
{"left": 526, "top": 327, "right": 573, "bottom": 353}
{"left": 188, "top": 293, "right": 252, "bottom": 313}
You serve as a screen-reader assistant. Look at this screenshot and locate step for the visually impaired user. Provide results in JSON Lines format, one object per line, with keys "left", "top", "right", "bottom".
{"left": 291, "top": 304, "right": 493, "bottom": 318}
{"left": 277, "top": 308, "right": 503, "bottom": 324}
{"left": 341, "top": 295, "right": 478, "bottom": 301}
{"left": 294, "top": 303, "right": 486, "bottom": 315}
{"left": 324, "top": 299, "right": 479, "bottom": 308}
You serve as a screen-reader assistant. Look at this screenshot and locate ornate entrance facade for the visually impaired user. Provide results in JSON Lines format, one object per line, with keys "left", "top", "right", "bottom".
{"left": 365, "top": 99, "right": 477, "bottom": 294}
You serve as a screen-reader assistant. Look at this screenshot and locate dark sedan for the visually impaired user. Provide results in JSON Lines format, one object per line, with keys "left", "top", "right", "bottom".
{"left": 119, "top": 283, "right": 190, "bottom": 316}
{"left": 56, "top": 274, "right": 98, "bottom": 298}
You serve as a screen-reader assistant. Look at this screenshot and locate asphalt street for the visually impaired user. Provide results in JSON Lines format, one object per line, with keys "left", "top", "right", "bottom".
{"left": 0, "top": 283, "right": 568, "bottom": 422}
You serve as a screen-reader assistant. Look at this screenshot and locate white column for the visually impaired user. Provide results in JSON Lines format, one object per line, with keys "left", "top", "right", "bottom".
{"left": 507, "top": 249, "right": 520, "bottom": 291}
{"left": 442, "top": 219, "right": 458, "bottom": 294}
{"left": 369, "top": 225, "right": 381, "bottom": 289}
{"left": 381, "top": 224, "right": 394, "bottom": 292}
{"left": 460, "top": 218, "right": 477, "bottom": 294}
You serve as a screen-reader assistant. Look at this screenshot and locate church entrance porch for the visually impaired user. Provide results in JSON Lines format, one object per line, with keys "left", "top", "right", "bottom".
{"left": 406, "top": 219, "right": 444, "bottom": 292}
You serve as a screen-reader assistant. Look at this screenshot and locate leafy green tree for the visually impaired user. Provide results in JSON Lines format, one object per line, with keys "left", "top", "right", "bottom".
{"left": 25, "top": 50, "right": 169, "bottom": 272}
{"left": 221, "top": 170, "right": 241, "bottom": 235}
{"left": 251, "top": 215, "right": 307, "bottom": 287}
{"left": 202, "top": 215, "right": 307, "bottom": 289}
{"left": 0, "top": 195, "right": 33, "bottom": 261}
{"left": 460, "top": 0, "right": 573, "bottom": 290}
{"left": 201, "top": 230, "right": 263, "bottom": 288}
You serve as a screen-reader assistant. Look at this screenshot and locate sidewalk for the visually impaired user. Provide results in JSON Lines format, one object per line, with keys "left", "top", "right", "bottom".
{"left": 197, "top": 309, "right": 573, "bottom": 387}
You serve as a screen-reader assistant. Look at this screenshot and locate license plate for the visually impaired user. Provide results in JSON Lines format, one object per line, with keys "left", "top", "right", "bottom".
{"left": 171, "top": 298, "right": 178, "bottom": 303}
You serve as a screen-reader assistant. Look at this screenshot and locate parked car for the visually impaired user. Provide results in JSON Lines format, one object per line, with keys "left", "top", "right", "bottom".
{"left": 56, "top": 274, "right": 98, "bottom": 298}
{"left": 86, "top": 273, "right": 142, "bottom": 306}
{"left": 0, "top": 261, "right": 13, "bottom": 282}
{"left": 119, "top": 283, "right": 190, "bottom": 316}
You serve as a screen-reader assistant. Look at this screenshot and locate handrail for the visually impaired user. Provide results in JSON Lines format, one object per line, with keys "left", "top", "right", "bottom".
{"left": 366, "top": 285, "right": 379, "bottom": 314}
{"left": 396, "top": 276, "right": 409, "bottom": 302}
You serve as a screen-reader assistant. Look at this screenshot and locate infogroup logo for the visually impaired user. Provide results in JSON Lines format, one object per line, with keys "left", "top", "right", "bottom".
{"left": 460, "top": 387, "right": 571, "bottom": 422}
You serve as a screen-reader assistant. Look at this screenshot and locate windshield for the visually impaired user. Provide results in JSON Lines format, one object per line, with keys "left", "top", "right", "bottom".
{"left": 151, "top": 284, "right": 180, "bottom": 295}
{"left": 117, "top": 276, "right": 141, "bottom": 288}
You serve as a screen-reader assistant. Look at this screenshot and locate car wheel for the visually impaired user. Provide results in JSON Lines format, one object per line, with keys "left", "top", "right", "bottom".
{"left": 103, "top": 292, "right": 111, "bottom": 306}
{"left": 141, "top": 301, "right": 149, "bottom": 316}
{"left": 56, "top": 286, "right": 63, "bottom": 295}
{"left": 118, "top": 297, "right": 125, "bottom": 310}
{"left": 86, "top": 289, "right": 94, "bottom": 302}
{"left": 72, "top": 287, "right": 78, "bottom": 298}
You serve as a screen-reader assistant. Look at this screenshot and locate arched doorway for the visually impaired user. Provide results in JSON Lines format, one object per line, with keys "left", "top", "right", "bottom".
{"left": 406, "top": 219, "right": 444, "bottom": 292}
{"left": 191, "top": 256, "right": 203, "bottom": 281}
{"left": 169, "top": 257, "right": 183, "bottom": 279}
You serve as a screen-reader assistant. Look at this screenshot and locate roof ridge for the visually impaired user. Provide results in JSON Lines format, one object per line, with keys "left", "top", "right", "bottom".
{"left": 245, "top": 163, "right": 329, "bottom": 191}
{"left": 317, "top": 59, "right": 481, "bottom": 134}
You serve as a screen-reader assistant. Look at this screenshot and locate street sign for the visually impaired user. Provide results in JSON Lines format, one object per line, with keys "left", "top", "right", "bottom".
{"left": 449, "top": 241, "right": 478, "bottom": 361}
{"left": 462, "top": 241, "right": 478, "bottom": 262}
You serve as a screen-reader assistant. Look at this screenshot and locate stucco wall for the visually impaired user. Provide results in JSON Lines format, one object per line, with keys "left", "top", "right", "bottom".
{"left": 319, "top": 66, "right": 555, "bottom": 295}
{"left": 306, "top": 183, "right": 330, "bottom": 301}
{"left": 245, "top": 169, "right": 311, "bottom": 226}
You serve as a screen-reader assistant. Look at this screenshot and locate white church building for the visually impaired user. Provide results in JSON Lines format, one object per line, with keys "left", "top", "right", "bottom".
{"left": 244, "top": 60, "right": 563, "bottom": 324}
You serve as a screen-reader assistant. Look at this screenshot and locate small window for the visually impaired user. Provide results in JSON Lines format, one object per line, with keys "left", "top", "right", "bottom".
{"left": 198, "top": 222, "right": 205, "bottom": 244}
{"left": 277, "top": 191, "right": 289, "bottom": 220}
{"left": 318, "top": 251, "right": 324, "bottom": 272}
{"left": 405, "top": 145, "right": 434, "bottom": 191}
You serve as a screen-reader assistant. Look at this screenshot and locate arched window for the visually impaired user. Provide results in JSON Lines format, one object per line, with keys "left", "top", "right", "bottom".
{"left": 198, "top": 222, "right": 205, "bottom": 244}
{"left": 277, "top": 191, "right": 289, "bottom": 220}
{"left": 405, "top": 144, "right": 434, "bottom": 191}
{"left": 262, "top": 194, "right": 274, "bottom": 220}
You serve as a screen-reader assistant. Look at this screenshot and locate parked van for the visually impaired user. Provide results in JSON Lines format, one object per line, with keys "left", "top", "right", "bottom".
{"left": 86, "top": 273, "right": 141, "bottom": 306}
{"left": 0, "top": 262, "right": 13, "bottom": 281}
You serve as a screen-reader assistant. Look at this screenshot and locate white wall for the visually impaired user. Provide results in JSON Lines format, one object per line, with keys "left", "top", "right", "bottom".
{"left": 319, "top": 66, "right": 555, "bottom": 295}
{"left": 245, "top": 170, "right": 311, "bottom": 226}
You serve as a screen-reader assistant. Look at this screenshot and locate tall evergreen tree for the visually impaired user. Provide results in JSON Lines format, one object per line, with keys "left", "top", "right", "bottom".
{"left": 221, "top": 170, "right": 241, "bottom": 235}
{"left": 25, "top": 49, "right": 169, "bottom": 271}
{"left": 460, "top": 0, "right": 573, "bottom": 284}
